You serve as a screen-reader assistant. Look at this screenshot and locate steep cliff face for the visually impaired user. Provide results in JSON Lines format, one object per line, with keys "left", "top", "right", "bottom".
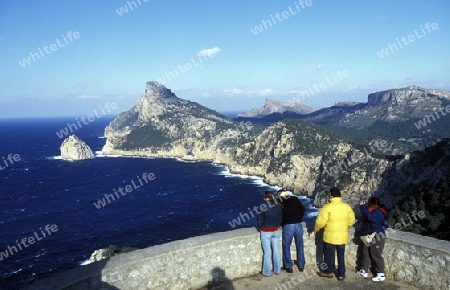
{"left": 367, "top": 85, "right": 449, "bottom": 107}
{"left": 374, "top": 138, "right": 450, "bottom": 207}
{"left": 222, "top": 120, "right": 390, "bottom": 206}
{"left": 60, "top": 135, "right": 94, "bottom": 160}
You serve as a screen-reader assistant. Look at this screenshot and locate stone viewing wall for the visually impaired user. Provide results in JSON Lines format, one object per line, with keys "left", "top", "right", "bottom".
{"left": 23, "top": 226, "right": 450, "bottom": 290}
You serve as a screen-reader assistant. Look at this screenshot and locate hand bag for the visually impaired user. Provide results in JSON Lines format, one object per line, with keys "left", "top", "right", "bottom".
{"left": 360, "top": 232, "right": 376, "bottom": 246}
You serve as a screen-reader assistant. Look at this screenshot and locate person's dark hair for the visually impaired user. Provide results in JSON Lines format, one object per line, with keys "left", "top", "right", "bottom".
{"left": 264, "top": 191, "right": 282, "bottom": 209}
{"left": 368, "top": 196, "right": 381, "bottom": 207}
{"left": 264, "top": 191, "right": 274, "bottom": 200}
{"left": 379, "top": 203, "right": 388, "bottom": 211}
{"left": 329, "top": 187, "right": 341, "bottom": 197}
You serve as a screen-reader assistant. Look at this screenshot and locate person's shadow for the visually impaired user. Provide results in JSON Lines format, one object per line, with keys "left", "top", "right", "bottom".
{"left": 204, "top": 267, "right": 235, "bottom": 290}
{"left": 352, "top": 219, "right": 366, "bottom": 272}
{"left": 21, "top": 258, "right": 121, "bottom": 290}
{"left": 305, "top": 221, "right": 326, "bottom": 272}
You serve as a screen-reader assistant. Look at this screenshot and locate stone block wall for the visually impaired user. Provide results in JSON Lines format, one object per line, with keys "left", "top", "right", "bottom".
{"left": 23, "top": 226, "right": 450, "bottom": 290}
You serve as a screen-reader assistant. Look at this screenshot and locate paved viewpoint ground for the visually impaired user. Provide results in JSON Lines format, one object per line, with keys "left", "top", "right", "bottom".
{"left": 199, "top": 267, "right": 419, "bottom": 290}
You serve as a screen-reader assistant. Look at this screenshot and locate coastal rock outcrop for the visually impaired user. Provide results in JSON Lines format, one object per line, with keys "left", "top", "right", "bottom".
{"left": 89, "top": 248, "right": 109, "bottom": 263}
{"left": 60, "top": 135, "right": 94, "bottom": 160}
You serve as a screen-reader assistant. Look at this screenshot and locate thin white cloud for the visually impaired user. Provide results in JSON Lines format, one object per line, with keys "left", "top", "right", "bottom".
{"left": 259, "top": 88, "right": 275, "bottom": 95}
{"left": 196, "top": 46, "right": 221, "bottom": 58}
{"left": 223, "top": 88, "right": 276, "bottom": 96}
{"left": 77, "top": 94, "right": 101, "bottom": 99}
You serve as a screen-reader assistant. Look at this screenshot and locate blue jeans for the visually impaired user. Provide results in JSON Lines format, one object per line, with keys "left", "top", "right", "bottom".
{"left": 282, "top": 223, "right": 305, "bottom": 269}
{"left": 324, "top": 242, "right": 346, "bottom": 277}
{"left": 260, "top": 229, "right": 281, "bottom": 276}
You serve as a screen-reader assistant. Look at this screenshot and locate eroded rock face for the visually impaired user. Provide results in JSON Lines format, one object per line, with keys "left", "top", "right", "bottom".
{"left": 60, "top": 135, "right": 94, "bottom": 160}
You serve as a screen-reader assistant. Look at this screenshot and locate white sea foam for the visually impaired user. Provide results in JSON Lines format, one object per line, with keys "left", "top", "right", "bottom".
{"left": 9, "top": 268, "right": 23, "bottom": 275}
{"left": 96, "top": 154, "right": 123, "bottom": 158}
{"left": 46, "top": 156, "right": 93, "bottom": 162}
{"left": 305, "top": 211, "right": 318, "bottom": 218}
{"left": 34, "top": 251, "right": 46, "bottom": 258}
{"left": 174, "top": 157, "right": 199, "bottom": 163}
{"left": 212, "top": 163, "right": 281, "bottom": 191}
{"left": 46, "top": 156, "right": 63, "bottom": 160}
{"left": 80, "top": 259, "right": 91, "bottom": 266}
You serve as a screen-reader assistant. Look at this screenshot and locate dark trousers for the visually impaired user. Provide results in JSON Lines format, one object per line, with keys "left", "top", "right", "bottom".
{"left": 324, "top": 242, "right": 346, "bottom": 277}
{"left": 361, "top": 232, "right": 386, "bottom": 273}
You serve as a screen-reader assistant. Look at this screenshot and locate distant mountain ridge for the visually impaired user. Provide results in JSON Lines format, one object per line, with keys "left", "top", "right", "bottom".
{"left": 237, "top": 98, "right": 316, "bottom": 118}
{"left": 238, "top": 85, "right": 450, "bottom": 154}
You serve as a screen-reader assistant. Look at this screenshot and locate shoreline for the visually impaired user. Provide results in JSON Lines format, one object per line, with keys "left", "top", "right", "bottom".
{"left": 98, "top": 151, "right": 284, "bottom": 192}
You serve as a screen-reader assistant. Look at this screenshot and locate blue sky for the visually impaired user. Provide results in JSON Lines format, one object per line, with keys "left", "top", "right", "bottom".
{"left": 0, "top": 0, "right": 449, "bottom": 117}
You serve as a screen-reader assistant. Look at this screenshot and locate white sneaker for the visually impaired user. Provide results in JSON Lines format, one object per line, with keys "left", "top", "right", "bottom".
{"left": 372, "top": 273, "right": 386, "bottom": 281}
{"left": 356, "top": 269, "right": 368, "bottom": 277}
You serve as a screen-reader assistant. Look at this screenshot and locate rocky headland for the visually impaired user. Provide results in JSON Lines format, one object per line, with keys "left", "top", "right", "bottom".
{"left": 101, "top": 82, "right": 450, "bottom": 210}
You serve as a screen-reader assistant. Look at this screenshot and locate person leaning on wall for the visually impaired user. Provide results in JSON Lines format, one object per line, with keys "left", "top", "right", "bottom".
{"left": 278, "top": 190, "right": 306, "bottom": 274}
{"left": 356, "top": 196, "right": 389, "bottom": 282}
{"left": 314, "top": 187, "right": 355, "bottom": 281}
{"left": 256, "top": 191, "right": 283, "bottom": 277}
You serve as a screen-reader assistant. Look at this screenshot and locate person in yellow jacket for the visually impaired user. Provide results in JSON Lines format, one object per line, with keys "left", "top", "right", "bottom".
{"left": 314, "top": 187, "right": 355, "bottom": 281}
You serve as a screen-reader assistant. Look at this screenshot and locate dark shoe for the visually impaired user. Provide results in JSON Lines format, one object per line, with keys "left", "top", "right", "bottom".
{"left": 298, "top": 267, "right": 304, "bottom": 272}
{"left": 318, "top": 271, "right": 333, "bottom": 278}
{"left": 337, "top": 276, "right": 346, "bottom": 281}
{"left": 286, "top": 268, "right": 293, "bottom": 273}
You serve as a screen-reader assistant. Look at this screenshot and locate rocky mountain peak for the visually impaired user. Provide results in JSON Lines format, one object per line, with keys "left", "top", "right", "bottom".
{"left": 144, "top": 81, "right": 179, "bottom": 100}
{"left": 333, "top": 101, "right": 363, "bottom": 107}
{"left": 367, "top": 85, "right": 449, "bottom": 106}
{"left": 238, "top": 98, "right": 316, "bottom": 118}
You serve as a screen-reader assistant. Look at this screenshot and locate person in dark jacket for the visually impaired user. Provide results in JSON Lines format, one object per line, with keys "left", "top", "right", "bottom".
{"left": 257, "top": 191, "right": 283, "bottom": 277}
{"left": 356, "top": 196, "right": 389, "bottom": 282}
{"left": 278, "top": 190, "right": 306, "bottom": 273}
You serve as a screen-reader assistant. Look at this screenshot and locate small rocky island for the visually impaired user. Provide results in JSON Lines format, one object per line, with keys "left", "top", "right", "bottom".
{"left": 60, "top": 135, "right": 94, "bottom": 160}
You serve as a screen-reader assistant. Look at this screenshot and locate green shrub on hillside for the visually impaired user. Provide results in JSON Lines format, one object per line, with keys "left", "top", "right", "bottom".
{"left": 107, "top": 245, "right": 139, "bottom": 257}
{"left": 120, "top": 124, "right": 171, "bottom": 150}
{"left": 389, "top": 173, "right": 450, "bottom": 241}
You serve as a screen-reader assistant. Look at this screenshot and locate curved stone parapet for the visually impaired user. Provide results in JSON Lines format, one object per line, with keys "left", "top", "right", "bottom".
{"left": 23, "top": 227, "right": 450, "bottom": 290}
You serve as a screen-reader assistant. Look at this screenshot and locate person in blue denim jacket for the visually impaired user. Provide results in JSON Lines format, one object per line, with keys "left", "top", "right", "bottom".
{"left": 256, "top": 191, "right": 283, "bottom": 277}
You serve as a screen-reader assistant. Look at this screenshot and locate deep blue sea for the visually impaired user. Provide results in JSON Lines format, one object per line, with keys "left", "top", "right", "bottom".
{"left": 0, "top": 117, "right": 317, "bottom": 289}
